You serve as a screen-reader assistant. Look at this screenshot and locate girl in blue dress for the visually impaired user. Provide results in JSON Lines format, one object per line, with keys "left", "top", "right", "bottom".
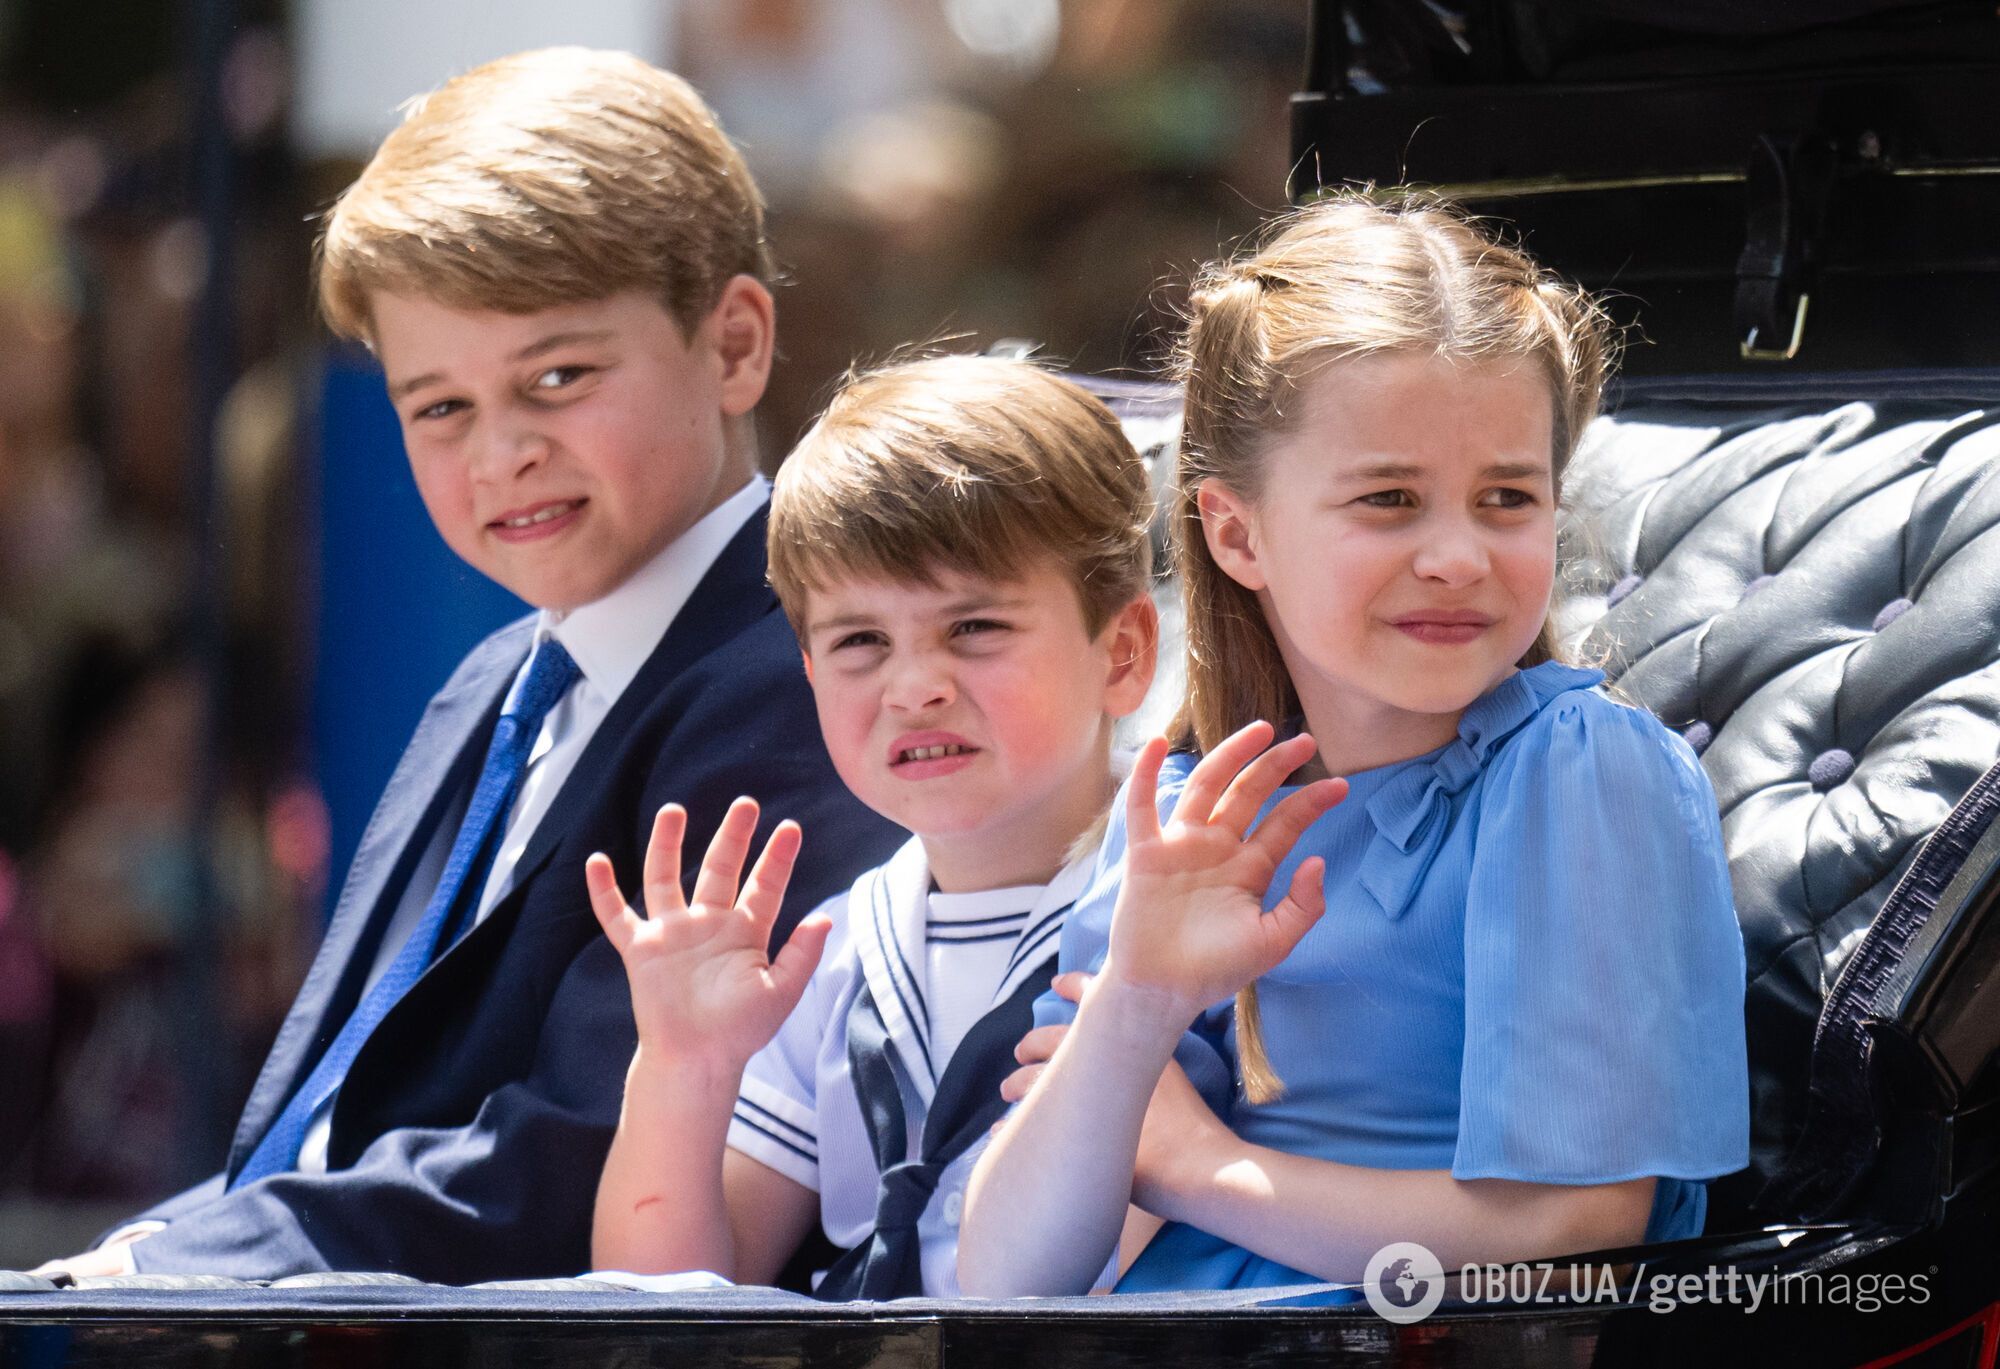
{"left": 958, "top": 193, "right": 1749, "bottom": 1297}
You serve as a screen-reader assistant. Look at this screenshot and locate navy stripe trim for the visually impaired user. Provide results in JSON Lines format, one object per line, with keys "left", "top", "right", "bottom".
{"left": 872, "top": 876, "right": 937, "bottom": 1081}
{"left": 1006, "top": 915, "right": 1067, "bottom": 981}
{"left": 735, "top": 1095, "right": 817, "bottom": 1153}
{"left": 924, "top": 912, "right": 1033, "bottom": 931}
{"left": 926, "top": 929, "right": 1026, "bottom": 944}
{"left": 1004, "top": 901, "right": 1074, "bottom": 980}
{"left": 731, "top": 1110, "right": 817, "bottom": 1166}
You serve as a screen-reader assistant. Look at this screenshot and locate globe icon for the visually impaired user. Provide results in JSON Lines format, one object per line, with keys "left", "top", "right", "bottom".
{"left": 1378, "top": 1257, "right": 1429, "bottom": 1308}
{"left": 1363, "top": 1241, "right": 1446, "bottom": 1324}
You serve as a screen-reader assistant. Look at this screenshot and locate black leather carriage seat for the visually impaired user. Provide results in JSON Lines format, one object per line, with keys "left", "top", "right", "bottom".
{"left": 1086, "top": 368, "right": 2000, "bottom": 1234}
{"left": 1562, "top": 372, "right": 2000, "bottom": 1223}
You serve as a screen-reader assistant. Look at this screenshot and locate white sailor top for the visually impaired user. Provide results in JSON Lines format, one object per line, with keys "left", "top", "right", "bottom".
{"left": 728, "top": 837, "right": 1094, "bottom": 1299}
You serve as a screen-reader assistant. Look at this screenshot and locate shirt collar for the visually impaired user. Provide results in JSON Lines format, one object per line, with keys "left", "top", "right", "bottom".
{"left": 531, "top": 476, "right": 769, "bottom": 702}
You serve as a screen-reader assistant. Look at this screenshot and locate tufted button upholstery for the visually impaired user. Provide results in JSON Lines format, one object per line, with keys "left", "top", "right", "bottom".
{"left": 1560, "top": 385, "right": 2000, "bottom": 1220}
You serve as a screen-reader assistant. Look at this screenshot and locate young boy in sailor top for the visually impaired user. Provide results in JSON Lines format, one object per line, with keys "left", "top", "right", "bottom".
{"left": 587, "top": 355, "right": 1159, "bottom": 1298}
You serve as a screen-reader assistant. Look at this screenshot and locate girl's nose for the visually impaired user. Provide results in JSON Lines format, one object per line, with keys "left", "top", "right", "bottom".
{"left": 1410, "top": 519, "right": 1491, "bottom": 585}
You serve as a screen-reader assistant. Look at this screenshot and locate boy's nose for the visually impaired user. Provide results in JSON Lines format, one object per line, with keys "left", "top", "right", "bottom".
{"left": 470, "top": 420, "right": 550, "bottom": 482}
{"left": 882, "top": 654, "right": 956, "bottom": 713}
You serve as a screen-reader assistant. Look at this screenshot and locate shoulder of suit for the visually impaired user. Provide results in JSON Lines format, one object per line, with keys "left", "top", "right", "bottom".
{"left": 434, "top": 613, "right": 539, "bottom": 692}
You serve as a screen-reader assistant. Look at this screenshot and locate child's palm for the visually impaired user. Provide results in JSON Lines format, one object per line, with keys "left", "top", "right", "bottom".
{"left": 1107, "top": 728, "right": 1347, "bottom": 1016}
{"left": 587, "top": 799, "right": 826, "bottom": 1069}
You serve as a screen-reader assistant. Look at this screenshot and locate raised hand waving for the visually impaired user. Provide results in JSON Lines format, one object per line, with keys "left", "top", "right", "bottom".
{"left": 586, "top": 798, "right": 827, "bottom": 1071}
{"left": 1102, "top": 725, "right": 1348, "bottom": 1022}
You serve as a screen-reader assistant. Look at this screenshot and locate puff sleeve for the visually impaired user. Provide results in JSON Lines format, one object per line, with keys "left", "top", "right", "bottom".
{"left": 1453, "top": 693, "right": 1749, "bottom": 1208}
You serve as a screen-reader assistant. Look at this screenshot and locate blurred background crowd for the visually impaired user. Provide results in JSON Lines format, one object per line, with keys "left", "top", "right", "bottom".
{"left": 0, "top": 0, "right": 1307, "bottom": 1263}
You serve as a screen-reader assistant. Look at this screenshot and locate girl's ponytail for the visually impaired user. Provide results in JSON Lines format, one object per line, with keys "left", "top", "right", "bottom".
{"left": 1171, "top": 266, "right": 1299, "bottom": 1105}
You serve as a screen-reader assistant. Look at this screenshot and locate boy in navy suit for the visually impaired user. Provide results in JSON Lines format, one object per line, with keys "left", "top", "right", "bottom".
{"left": 37, "top": 47, "right": 899, "bottom": 1283}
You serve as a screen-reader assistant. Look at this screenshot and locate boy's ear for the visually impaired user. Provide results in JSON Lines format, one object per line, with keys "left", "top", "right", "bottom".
{"left": 1198, "top": 480, "right": 1266, "bottom": 592}
{"left": 1100, "top": 593, "right": 1159, "bottom": 720}
{"left": 709, "top": 274, "right": 775, "bottom": 418}
{"left": 800, "top": 648, "right": 815, "bottom": 684}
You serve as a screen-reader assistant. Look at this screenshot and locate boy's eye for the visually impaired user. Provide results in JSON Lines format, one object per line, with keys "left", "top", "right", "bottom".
{"left": 831, "top": 629, "right": 887, "bottom": 651}
{"left": 951, "top": 618, "right": 1010, "bottom": 638}
{"left": 530, "top": 365, "right": 593, "bottom": 393}
{"left": 411, "top": 397, "right": 468, "bottom": 422}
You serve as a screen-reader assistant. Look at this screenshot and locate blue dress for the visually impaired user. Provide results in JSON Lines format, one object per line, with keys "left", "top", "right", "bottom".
{"left": 1039, "top": 662, "right": 1750, "bottom": 1293}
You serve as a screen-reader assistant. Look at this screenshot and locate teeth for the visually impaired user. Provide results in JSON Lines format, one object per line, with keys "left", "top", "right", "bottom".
{"left": 501, "top": 502, "right": 576, "bottom": 528}
{"left": 900, "top": 744, "right": 971, "bottom": 762}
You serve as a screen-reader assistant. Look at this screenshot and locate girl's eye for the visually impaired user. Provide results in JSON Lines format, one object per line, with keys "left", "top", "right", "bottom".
{"left": 530, "top": 365, "right": 593, "bottom": 392}
{"left": 1482, "top": 487, "right": 1537, "bottom": 509}
{"left": 1357, "top": 489, "right": 1415, "bottom": 509}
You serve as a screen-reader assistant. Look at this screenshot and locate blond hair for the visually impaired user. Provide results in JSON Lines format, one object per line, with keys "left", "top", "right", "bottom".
{"left": 316, "top": 47, "right": 770, "bottom": 344}
{"left": 769, "top": 355, "right": 1153, "bottom": 640}
{"left": 1173, "top": 191, "right": 1612, "bottom": 1102}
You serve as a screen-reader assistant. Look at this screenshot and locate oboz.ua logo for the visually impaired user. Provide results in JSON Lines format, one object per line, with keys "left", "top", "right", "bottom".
{"left": 1362, "top": 1241, "right": 1445, "bottom": 1324}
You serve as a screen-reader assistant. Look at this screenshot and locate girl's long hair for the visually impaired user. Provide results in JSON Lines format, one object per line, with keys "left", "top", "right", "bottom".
{"left": 1170, "top": 190, "right": 1613, "bottom": 1102}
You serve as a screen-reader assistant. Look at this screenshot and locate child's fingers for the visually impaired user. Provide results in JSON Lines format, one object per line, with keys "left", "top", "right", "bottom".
{"left": 1209, "top": 733, "right": 1318, "bottom": 836}
{"left": 739, "top": 820, "right": 802, "bottom": 936}
{"left": 1246, "top": 777, "right": 1349, "bottom": 871}
{"left": 1125, "top": 736, "right": 1172, "bottom": 846}
{"left": 1048, "top": 971, "right": 1092, "bottom": 1005}
{"left": 1173, "top": 721, "right": 1275, "bottom": 829}
{"left": 999, "top": 1062, "right": 1044, "bottom": 1104}
{"left": 1012, "top": 1023, "right": 1069, "bottom": 1066}
{"left": 767, "top": 910, "right": 831, "bottom": 1006}
{"left": 584, "top": 853, "right": 636, "bottom": 951}
{"left": 690, "top": 797, "right": 760, "bottom": 911}
{"left": 640, "top": 805, "right": 688, "bottom": 914}
{"left": 1263, "top": 856, "right": 1328, "bottom": 964}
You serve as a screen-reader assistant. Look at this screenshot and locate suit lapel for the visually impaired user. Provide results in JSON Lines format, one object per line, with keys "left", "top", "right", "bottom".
{"left": 228, "top": 619, "right": 531, "bottom": 1168}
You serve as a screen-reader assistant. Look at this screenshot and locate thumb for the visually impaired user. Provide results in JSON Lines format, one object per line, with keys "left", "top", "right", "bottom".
{"left": 1261, "top": 856, "right": 1327, "bottom": 968}
{"left": 768, "top": 913, "right": 832, "bottom": 1006}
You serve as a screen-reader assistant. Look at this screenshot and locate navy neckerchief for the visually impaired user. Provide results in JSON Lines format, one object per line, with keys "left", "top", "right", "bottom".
{"left": 814, "top": 951, "right": 1059, "bottom": 1301}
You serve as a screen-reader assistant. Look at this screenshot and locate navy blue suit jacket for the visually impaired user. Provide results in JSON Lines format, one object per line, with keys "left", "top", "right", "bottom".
{"left": 123, "top": 509, "right": 902, "bottom": 1281}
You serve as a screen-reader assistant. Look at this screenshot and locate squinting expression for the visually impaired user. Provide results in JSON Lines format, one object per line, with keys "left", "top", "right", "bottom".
{"left": 372, "top": 287, "right": 754, "bottom": 611}
{"left": 1204, "top": 352, "right": 1558, "bottom": 765}
{"left": 802, "top": 559, "right": 1151, "bottom": 891}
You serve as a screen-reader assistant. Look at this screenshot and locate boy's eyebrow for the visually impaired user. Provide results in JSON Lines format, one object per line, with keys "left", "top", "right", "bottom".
{"left": 386, "top": 330, "right": 616, "bottom": 402}
{"left": 511, "top": 329, "right": 615, "bottom": 362}
{"left": 806, "top": 594, "right": 1034, "bottom": 635}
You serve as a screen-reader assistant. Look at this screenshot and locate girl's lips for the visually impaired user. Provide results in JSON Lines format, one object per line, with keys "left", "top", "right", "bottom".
{"left": 1392, "top": 617, "right": 1492, "bottom": 645}
{"left": 488, "top": 499, "right": 585, "bottom": 543}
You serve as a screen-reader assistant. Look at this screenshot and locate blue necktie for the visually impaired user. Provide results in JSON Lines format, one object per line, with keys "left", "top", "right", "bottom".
{"left": 231, "top": 638, "right": 581, "bottom": 1189}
